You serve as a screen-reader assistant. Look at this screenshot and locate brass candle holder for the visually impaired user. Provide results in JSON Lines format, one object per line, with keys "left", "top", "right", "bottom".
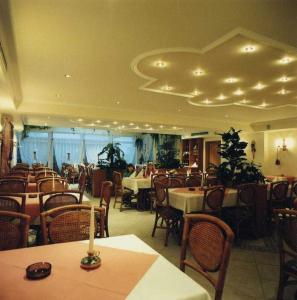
{"left": 80, "top": 250, "right": 101, "bottom": 270}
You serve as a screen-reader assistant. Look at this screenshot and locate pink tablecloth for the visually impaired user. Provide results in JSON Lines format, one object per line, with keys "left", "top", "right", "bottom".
{"left": 0, "top": 241, "right": 158, "bottom": 300}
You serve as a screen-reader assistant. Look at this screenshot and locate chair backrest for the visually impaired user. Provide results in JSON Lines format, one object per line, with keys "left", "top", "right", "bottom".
{"left": 10, "top": 169, "right": 28, "bottom": 177}
{"left": 293, "top": 198, "right": 297, "bottom": 210}
{"left": 237, "top": 183, "right": 256, "bottom": 206}
{"left": 0, "top": 211, "right": 30, "bottom": 250}
{"left": 39, "top": 190, "right": 81, "bottom": 213}
{"left": 202, "top": 186, "right": 225, "bottom": 214}
{"left": 290, "top": 180, "right": 297, "bottom": 200}
{"left": 0, "top": 194, "right": 26, "bottom": 213}
{"left": 40, "top": 204, "right": 105, "bottom": 244}
{"left": 32, "top": 163, "right": 44, "bottom": 169}
{"left": 78, "top": 171, "right": 86, "bottom": 192}
{"left": 156, "top": 168, "right": 167, "bottom": 174}
{"left": 206, "top": 176, "right": 219, "bottom": 187}
{"left": 37, "top": 178, "right": 68, "bottom": 193}
{"left": 113, "top": 171, "right": 123, "bottom": 190}
{"left": 169, "top": 176, "right": 185, "bottom": 188}
{"left": 185, "top": 175, "right": 202, "bottom": 187}
{"left": 0, "top": 179, "right": 27, "bottom": 193}
{"left": 12, "top": 164, "right": 29, "bottom": 172}
{"left": 270, "top": 181, "right": 289, "bottom": 202}
{"left": 180, "top": 214, "right": 234, "bottom": 300}
{"left": 154, "top": 182, "right": 169, "bottom": 207}
{"left": 152, "top": 174, "right": 169, "bottom": 188}
{"left": 100, "top": 181, "right": 113, "bottom": 210}
{"left": 33, "top": 167, "right": 51, "bottom": 174}
{"left": 35, "top": 171, "right": 57, "bottom": 181}
{"left": 176, "top": 168, "right": 187, "bottom": 174}
{"left": 274, "top": 209, "right": 297, "bottom": 255}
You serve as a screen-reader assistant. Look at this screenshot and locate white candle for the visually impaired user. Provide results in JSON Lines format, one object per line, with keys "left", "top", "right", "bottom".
{"left": 52, "top": 174, "right": 55, "bottom": 190}
{"left": 89, "top": 205, "right": 95, "bottom": 254}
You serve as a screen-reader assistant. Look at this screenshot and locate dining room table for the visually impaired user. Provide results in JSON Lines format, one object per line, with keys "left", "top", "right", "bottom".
{"left": 0, "top": 234, "right": 211, "bottom": 300}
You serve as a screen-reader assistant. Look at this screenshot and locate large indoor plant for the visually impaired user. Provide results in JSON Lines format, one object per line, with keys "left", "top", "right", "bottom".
{"left": 216, "top": 127, "right": 264, "bottom": 186}
{"left": 156, "top": 139, "right": 180, "bottom": 169}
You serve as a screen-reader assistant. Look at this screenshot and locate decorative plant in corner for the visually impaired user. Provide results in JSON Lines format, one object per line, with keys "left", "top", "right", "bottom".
{"left": 156, "top": 139, "right": 180, "bottom": 169}
{"left": 97, "top": 143, "right": 127, "bottom": 174}
{"left": 216, "top": 127, "right": 264, "bottom": 187}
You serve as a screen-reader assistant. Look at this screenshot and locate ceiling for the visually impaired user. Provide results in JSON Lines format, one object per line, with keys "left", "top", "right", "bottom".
{"left": 0, "top": 0, "right": 297, "bottom": 134}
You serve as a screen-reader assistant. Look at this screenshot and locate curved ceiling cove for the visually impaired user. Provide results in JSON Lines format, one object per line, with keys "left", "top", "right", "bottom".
{"left": 132, "top": 29, "right": 297, "bottom": 110}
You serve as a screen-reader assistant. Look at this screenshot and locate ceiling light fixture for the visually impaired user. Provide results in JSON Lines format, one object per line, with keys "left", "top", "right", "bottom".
{"left": 112, "top": 121, "right": 118, "bottom": 125}
{"left": 144, "top": 124, "right": 150, "bottom": 127}
{"left": 279, "top": 56, "right": 293, "bottom": 64}
{"left": 278, "top": 76, "right": 291, "bottom": 82}
{"left": 241, "top": 45, "right": 256, "bottom": 53}
{"left": 253, "top": 83, "right": 266, "bottom": 90}
{"left": 95, "top": 120, "right": 101, "bottom": 123}
{"left": 217, "top": 94, "right": 227, "bottom": 100}
{"left": 159, "top": 125, "right": 164, "bottom": 128}
{"left": 233, "top": 88, "right": 244, "bottom": 96}
{"left": 64, "top": 74, "right": 72, "bottom": 78}
{"left": 154, "top": 60, "right": 167, "bottom": 68}
{"left": 129, "top": 122, "right": 134, "bottom": 126}
{"left": 278, "top": 88, "right": 290, "bottom": 95}
{"left": 134, "top": 126, "right": 140, "bottom": 130}
{"left": 224, "top": 77, "right": 238, "bottom": 84}
{"left": 161, "top": 85, "right": 173, "bottom": 91}
{"left": 193, "top": 69, "right": 205, "bottom": 76}
{"left": 172, "top": 126, "right": 177, "bottom": 130}
{"left": 148, "top": 127, "right": 153, "bottom": 131}
{"left": 240, "top": 99, "right": 250, "bottom": 104}
{"left": 191, "top": 89, "right": 201, "bottom": 96}
{"left": 77, "top": 118, "right": 83, "bottom": 122}
{"left": 202, "top": 99, "right": 212, "bottom": 104}
{"left": 259, "top": 102, "right": 268, "bottom": 107}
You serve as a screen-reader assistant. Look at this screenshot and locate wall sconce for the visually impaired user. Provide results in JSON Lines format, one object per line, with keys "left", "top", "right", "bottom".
{"left": 275, "top": 138, "right": 288, "bottom": 165}
{"left": 281, "top": 138, "right": 287, "bottom": 151}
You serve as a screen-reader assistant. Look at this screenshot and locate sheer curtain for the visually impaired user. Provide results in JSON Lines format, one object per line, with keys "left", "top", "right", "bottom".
{"left": 53, "top": 133, "right": 81, "bottom": 169}
{"left": 19, "top": 132, "right": 49, "bottom": 165}
{"left": 113, "top": 135, "right": 136, "bottom": 164}
{"left": 85, "top": 133, "right": 111, "bottom": 164}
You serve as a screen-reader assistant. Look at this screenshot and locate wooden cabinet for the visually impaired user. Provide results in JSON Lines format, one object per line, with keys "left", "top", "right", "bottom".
{"left": 181, "top": 138, "right": 204, "bottom": 170}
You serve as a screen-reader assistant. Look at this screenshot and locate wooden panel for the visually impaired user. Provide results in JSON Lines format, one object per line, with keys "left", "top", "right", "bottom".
{"left": 0, "top": 115, "right": 13, "bottom": 176}
{"left": 205, "top": 141, "right": 220, "bottom": 168}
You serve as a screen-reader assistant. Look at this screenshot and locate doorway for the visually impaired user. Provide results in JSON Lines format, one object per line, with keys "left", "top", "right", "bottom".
{"left": 205, "top": 141, "right": 220, "bottom": 169}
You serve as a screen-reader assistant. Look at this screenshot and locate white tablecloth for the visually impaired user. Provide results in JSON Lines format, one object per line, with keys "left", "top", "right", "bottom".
{"left": 87, "top": 235, "right": 211, "bottom": 300}
{"left": 169, "top": 188, "right": 237, "bottom": 213}
{"left": 122, "top": 177, "right": 151, "bottom": 194}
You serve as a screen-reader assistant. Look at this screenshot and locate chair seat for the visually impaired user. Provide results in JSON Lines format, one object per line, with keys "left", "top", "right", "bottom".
{"left": 159, "top": 206, "right": 183, "bottom": 221}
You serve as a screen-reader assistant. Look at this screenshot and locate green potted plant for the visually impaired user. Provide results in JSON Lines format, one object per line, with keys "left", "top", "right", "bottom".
{"left": 156, "top": 139, "right": 180, "bottom": 169}
{"left": 216, "top": 127, "right": 264, "bottom": 187}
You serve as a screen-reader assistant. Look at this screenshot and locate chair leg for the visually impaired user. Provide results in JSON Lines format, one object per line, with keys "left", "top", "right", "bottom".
{"left": 105, "top": 221, "right": 109, "bottom": 237}
{"left": 113, "top": 194, "right": 117, "bottom": 208}
{"left": 120, "top": 197, "right": 123, "bottom": 212}
{"left": 277, "top": 271, "right": 286, "bottom": 300}
{"left": 164, "top": 221, "right": 170, "bottom": 247}
{"left": 151, "top": 213, "right": 159, "bottom": 237}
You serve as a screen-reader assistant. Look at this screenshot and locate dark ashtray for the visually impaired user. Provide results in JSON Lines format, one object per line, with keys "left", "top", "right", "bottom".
{"left": 188, "top": 187, "right": 195, "bottom": 191}
{"left": 26, "top": 262, "right": 51, "bottom": 280}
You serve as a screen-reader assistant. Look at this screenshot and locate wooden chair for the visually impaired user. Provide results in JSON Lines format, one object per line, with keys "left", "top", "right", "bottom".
{"left": 0, "top": 193, "right": 26, "bottom": 213}
{"left": 235, "top": 183, "right": 257, "bottom": 239}
{"left": 148, "top": 174, "right": 169, "bottom": 213}
{"left": 78, "top": 171, "right": 86, "bottom": 193}
{"left": 169, "top": 175, "right": 186, "bottom": 188}
{"left": 9, "top": 169, "right": 28, "bottom": 178}
{"left": 99, "top": 181, "right": 113, "bottom": 237}
{"left": 112, "top": 171, "right": 134, "bottom": 212}
{"left": 0, "top": 211, "right": 30, "bottom": 250}
{"left": 32, "top": 163, "right": 44, "bottom": 169}
{"left": 185, "top": 174, "right": 202, "bottom": 187}
{"left": 39, "top": 190, "right": 82, "bottom": 213}
{"left": 35, "top": 170, "right": 57, "bottom": 181}
{"left": 0, "top": 178, "right": 27, "bottom": 193}
{"left": 199, "top": 186, "right": 225, "bottom": 217}
{"left": 37, "top": 178, "right": 68, "bottom": 193}
{"left": 180, "top": 214, "right": 234, "bottom": 300}
{"left": 156, "top": 168, "right": 167, "bottom": 174}
{"left": 274, "top": 209, "right": 297, "bottom": 300}
{"left": 269, "top": 181, "right": 290, "bottom": 222}
{"left": 151, "top": 182, "right": 183, "bottom": 246}
{"left": 206, "top": 175, "right": 219, "bottom": 187}
{"left": 40, "top": 204, "right": 105, "bottom": 244}
{"left": 293, "top": 199, "right": 297, "bottom": 210}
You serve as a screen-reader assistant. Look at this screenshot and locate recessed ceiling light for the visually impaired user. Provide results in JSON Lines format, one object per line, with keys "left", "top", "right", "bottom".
{"left": 279, "top": 56, "right": 293, "bottom": 64}
{"left": 253, "top": 83, "right": 266, "bottom": 90}
{"left": 154, "top": 60, "right": 167, "bottom": 68}
{"left": 278, "top": 76, "right": 291, "bottom": 82}
{"left": 241, "top": 45, "right": 256, "bottom": 53}
{"left": 64, "top": 74, "right": 72, "bottom": 78}
{"left": 134, "top": 126, "right": 140, "bottom": 130}
{"left": 56, "top": 93, "right": 61, "bottom": 98}
{"left": 178, "top": 108, "right": 182, "bottom": 112}
{"left": 217, "top": 94, "right": 227, "bottom": 100}
{"left": 233, "top": 88, "right": 244, "bottom": 96}
{"left": 77, "top": 118, "right": 83, "bottom": 122}
{"left": 144, "top": 124, "right": 150, "bottom": 127}
{"left": 159, "top": 125, "right": 164, "bottom": 128}
{"left": 129, "top": 122, "right": 134, "bottom": 126}
{"left": 259, "top": 102, "right": 268, "bottom": 107}
{"left": 201, "top": 99, "right": 212, "bottom": 104}
{"left": 278, "top": 88, "right": 290, "bottom": 95}
{"left": 161, "top": 85, "right": 173, "bottom": 91}
{"left": 116, "top": 101, "right": 120, "bottom": 105}
{"left": 121, "top": 125, "right": 126, "bottom": 128}
{"left": 89, "top": 123, "right": 95, "bottom": 127}
{"left": 95, "top": 120, "right": 101, "bottom": 123}
{"left": 172, "top": 126, "right": 177, "bottom": 130}
{"left": 104, "top": 124, "right": 111, "bottom": 128}
{"left": 240, "top": 99, "right": 250, "bottom": 104}
{"left": 148, "top": 127, "right": 153, "bottom": 131}
{"left": 224, "top": 114, "right": 229, "bottom": 118}
{"left": 193, "top": 69, "right": 205, "bottom": 76}
{"left": 112, "top": 121, "right": 118, "bottom": 125}
{"left": 191, "top": 89, "right": 202, "bottom": 96}
{"left": 44, "top": 122, "right": 48, "bottom": 126}
{"left": 224, "top": 77, "right": 238, "bottom": 84}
